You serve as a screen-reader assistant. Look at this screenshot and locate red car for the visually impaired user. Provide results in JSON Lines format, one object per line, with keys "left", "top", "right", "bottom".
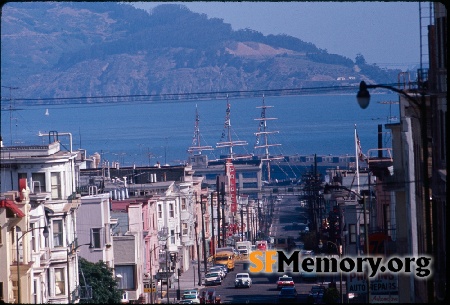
{"left": 277, "top": 275, "right": 295, "bottom": 290}
{"left": 200, "top": 288, "right": 221, "bottom": 304}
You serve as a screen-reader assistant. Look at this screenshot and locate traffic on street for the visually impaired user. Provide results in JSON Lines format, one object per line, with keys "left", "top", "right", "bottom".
{"left": 167, "top": 192, "right": 341, "bottom": 304}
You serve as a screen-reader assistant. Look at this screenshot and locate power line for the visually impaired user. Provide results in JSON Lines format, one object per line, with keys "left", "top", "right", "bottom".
{"left": 6, "top": 83, "right": 404, "bottom": 107}
{"left": 1, "top": 85, "right": 19, "bottom": 145}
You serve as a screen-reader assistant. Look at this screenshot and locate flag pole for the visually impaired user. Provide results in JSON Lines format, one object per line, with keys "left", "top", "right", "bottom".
{"left": 354, "top": 124, "right": 360, "bottom": 194}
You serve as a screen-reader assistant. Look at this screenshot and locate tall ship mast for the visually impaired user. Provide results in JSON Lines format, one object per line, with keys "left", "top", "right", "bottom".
{"left": 187, "top": 105, "right": 214, "bottom": 155}
{"left": 254, "top": 95, "right": 283, "bottom": 182}
{"left": 216, "top": 95, "right": 248, "bottom": 160}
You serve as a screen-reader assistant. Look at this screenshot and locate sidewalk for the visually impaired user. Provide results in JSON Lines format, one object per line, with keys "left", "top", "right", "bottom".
{"left": 158, "top": 261, "right": 210, "bottom": 303}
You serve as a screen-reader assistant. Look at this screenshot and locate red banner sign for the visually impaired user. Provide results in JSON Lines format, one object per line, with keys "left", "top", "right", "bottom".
{"left": 225, "top": 158, "right": 237, "bottom": 212}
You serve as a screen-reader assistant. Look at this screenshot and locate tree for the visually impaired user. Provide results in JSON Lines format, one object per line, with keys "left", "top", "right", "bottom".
{"left": 78, "top": 257, "right": 123, "bottom": 304}
{"left": 355, "top": 53, "right": 367, "bottom": 66}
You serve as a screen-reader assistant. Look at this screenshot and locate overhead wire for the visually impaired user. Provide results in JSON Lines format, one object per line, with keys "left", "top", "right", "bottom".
{"left": 3, "top": 83, "right": 403, "bottom": 108}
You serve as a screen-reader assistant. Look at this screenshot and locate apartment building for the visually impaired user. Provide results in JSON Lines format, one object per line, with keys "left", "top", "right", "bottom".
{"left": 0, "top": 134, "right": 84, "bottom": 304}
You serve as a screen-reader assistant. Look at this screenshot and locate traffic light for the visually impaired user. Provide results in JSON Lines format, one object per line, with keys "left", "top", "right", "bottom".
{"left": 178, "top": 268, "right": 182, "bottom": 276}
{"left": 151, "top": 282, "right": 156, "bottom": 289}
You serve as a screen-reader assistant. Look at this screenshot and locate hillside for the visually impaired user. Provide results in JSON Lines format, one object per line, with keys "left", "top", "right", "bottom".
{"left": 1, "top": 2, "right": 402, "bottom": 102}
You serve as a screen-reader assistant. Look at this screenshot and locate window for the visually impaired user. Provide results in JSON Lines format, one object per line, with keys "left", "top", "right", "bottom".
{"left": 169, "top": 203, "right": 174, "bottom": 218}
{"left": 205, "top": 174, "right": 217, "bottom": 180}
{"left": 54, "top": 268, "right": 65, "bottom": 295}
{"left": 115, "top": 265, "right": 135, "bottom": 290}
{"left": 181, "top": 198, "right": 187, "bottom": 210}
{"left": 30, "top": 223, "right": 36, "bottom": 252}
{"left": 243, "top": 182, "right": 258, "bottom": 188}
{"left": 170, "top": 230, "right": 175, "bottom": 244}
{"left": 182, "top": 223, "right": 188, "bottom": 236}
{"left": 359, "top": 224, "right": 366, "bottom": 249}
{"left": 91, "top": 228, "right": 102, "bottom": 248}
{"left": 53, "top": 220, "right": 63, "bottom": 247}
{"left": 242, "top": 172, "right": 256, "bottom": 178}
{"left": 33, "top": 279, "right": 38, "bottom": 304}
{"left": 51, "top": 172, "right": 62, "bottom": 199}
{"left": 158, "top": 205, "right": 162, "bottom": 218}
{"left": 349, "top": 224, "right": 356, "bottom": 244}
{"left": 32, "top": 173, "right": 46, "bottom": 193}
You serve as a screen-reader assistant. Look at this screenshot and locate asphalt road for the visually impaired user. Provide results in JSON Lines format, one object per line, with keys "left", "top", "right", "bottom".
{"left": 199, "top": 194, "right": 323, "bottom": 304}
{"left": 164, "top": 194, "right": 336, "bottom": 304}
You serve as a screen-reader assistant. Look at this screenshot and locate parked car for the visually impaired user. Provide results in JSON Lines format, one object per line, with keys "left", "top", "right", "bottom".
{"left": 181, "top": 289, "right": 201, "bottom": 304}
{"left": 276, "top": 275, "right": 295, "bottom": 290}
{"left": 209, "top": 266, "right": 225, "bottom": 279}
{"left": 234, "top": 273, "right": 252, "bottom": 288}
{"left": 204, "top": 272, "right": 222, "bottom": 286}
{"left": 278, "top": 287, "right": 298, "bottom": 303}
{"left": 200, "top": 288, "right": 220, "bottom": 304}
{"left": 213, "top": 264, "right": 228, "bottom": 277}
{"left": 308, "top": 285, "right": 326, "bottom": 303}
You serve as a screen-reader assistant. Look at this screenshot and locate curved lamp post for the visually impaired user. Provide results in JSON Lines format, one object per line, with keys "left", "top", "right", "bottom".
{"left": 318, "top": 240, "right": 343, "bottom": 303}
{"left": 16, "top": 226, "right": 49, "bottom": 304}
{"left": 148, "top": 238, "right": 168, "bottom": 304}
{"left": 67, "top": 241, "right": 93, "bottom": 303}
{"left": 357, "top": 80, "right": 432, "bottom": 303}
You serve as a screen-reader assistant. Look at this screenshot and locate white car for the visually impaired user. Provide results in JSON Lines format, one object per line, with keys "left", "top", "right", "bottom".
{"left": 181, "top": 289, "right": 201, "bottom": 304}
{"left": 235, "top": 272, "right": 252, "bottom": 288}
{"left": 204, "top": 272, "right": 222, "bottom": 286}
{"left": 209, "top": 266, "right": 225, "bottom": 279}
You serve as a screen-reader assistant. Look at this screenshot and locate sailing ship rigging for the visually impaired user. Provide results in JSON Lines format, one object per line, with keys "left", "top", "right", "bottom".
{"left": 253, "top": 94, "right": 283, "bottom": 182}
{"left": 216, "top": 95, "right": 248, "bottom": 160}
{"left": 187, "top": 104, "right": 214, "bottom": 155}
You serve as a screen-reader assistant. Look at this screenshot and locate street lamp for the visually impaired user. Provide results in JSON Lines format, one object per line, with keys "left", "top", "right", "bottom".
{"left": 67, "top": 241, "right": 93, "bottom": 303}
{"left": 318, "top": 240, "right": 343, "bottom": 304}
{"left": 148, "top": 241, "right": 168, "bottom": 304}
{"left": 16, "top": 226, "right": 49, "bottom": 304}
{"left": 199, "top": 194, "right": 208, "bottom": 280}
{"left": 357, "top": 80, "right": 433, "bottom": 302}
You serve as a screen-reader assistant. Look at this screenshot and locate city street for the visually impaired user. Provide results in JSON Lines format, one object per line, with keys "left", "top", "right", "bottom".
{"left": 160, "top": 192, "right": 340, "bottom": 304}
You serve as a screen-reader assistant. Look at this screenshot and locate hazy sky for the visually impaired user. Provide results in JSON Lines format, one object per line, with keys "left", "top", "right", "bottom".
{"left": 131, "top": 1, "right": 423, "bottom": 69}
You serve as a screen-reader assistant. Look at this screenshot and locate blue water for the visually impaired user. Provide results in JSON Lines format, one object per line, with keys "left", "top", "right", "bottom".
{"left": 1, "top": 94, "right": 399, "bottom": 166}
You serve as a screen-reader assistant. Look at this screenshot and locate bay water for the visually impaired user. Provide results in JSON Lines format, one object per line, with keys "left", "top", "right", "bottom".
{"left": 1, "top": 94, "right": 399, "bottom": 166}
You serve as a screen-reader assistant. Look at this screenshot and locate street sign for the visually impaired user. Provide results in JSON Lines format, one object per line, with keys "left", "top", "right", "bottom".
{"left": 155, "top": 271, "right": 174, "bottom": 280}
{"left": 347, "top": 272, "right": 398, "bottom": 294}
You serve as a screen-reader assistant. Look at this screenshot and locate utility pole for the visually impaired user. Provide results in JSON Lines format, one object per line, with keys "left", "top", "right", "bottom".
{"left": 221, "top": 181, "right": 226, "bottom": 247}
{"left": 165, "top": 245, "right": 169, "bottom": 305}
{"left": 210, "top": 192, "right": 215, "bottom": 256}
{"left": 216, "top": 176, "right": 221, "bottom": 248}
{"left": 240, "top": 207, "right": 244, "bottom": 241}
{"left": 194, "top": 221, "right": 201, "bottom": 286}
{"left": 200, "top": 194, "right": 208, "bottom": 278}
{"left": 256, "top": 199, "right": 260, "bottom": 241}
{"left": 246, "top": 201, "right": 250, "bottom": 241}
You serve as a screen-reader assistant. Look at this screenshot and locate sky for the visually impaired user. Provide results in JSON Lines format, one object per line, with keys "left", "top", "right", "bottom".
{"left": 130, "top": 1, "right": 423, "bottom": 70}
